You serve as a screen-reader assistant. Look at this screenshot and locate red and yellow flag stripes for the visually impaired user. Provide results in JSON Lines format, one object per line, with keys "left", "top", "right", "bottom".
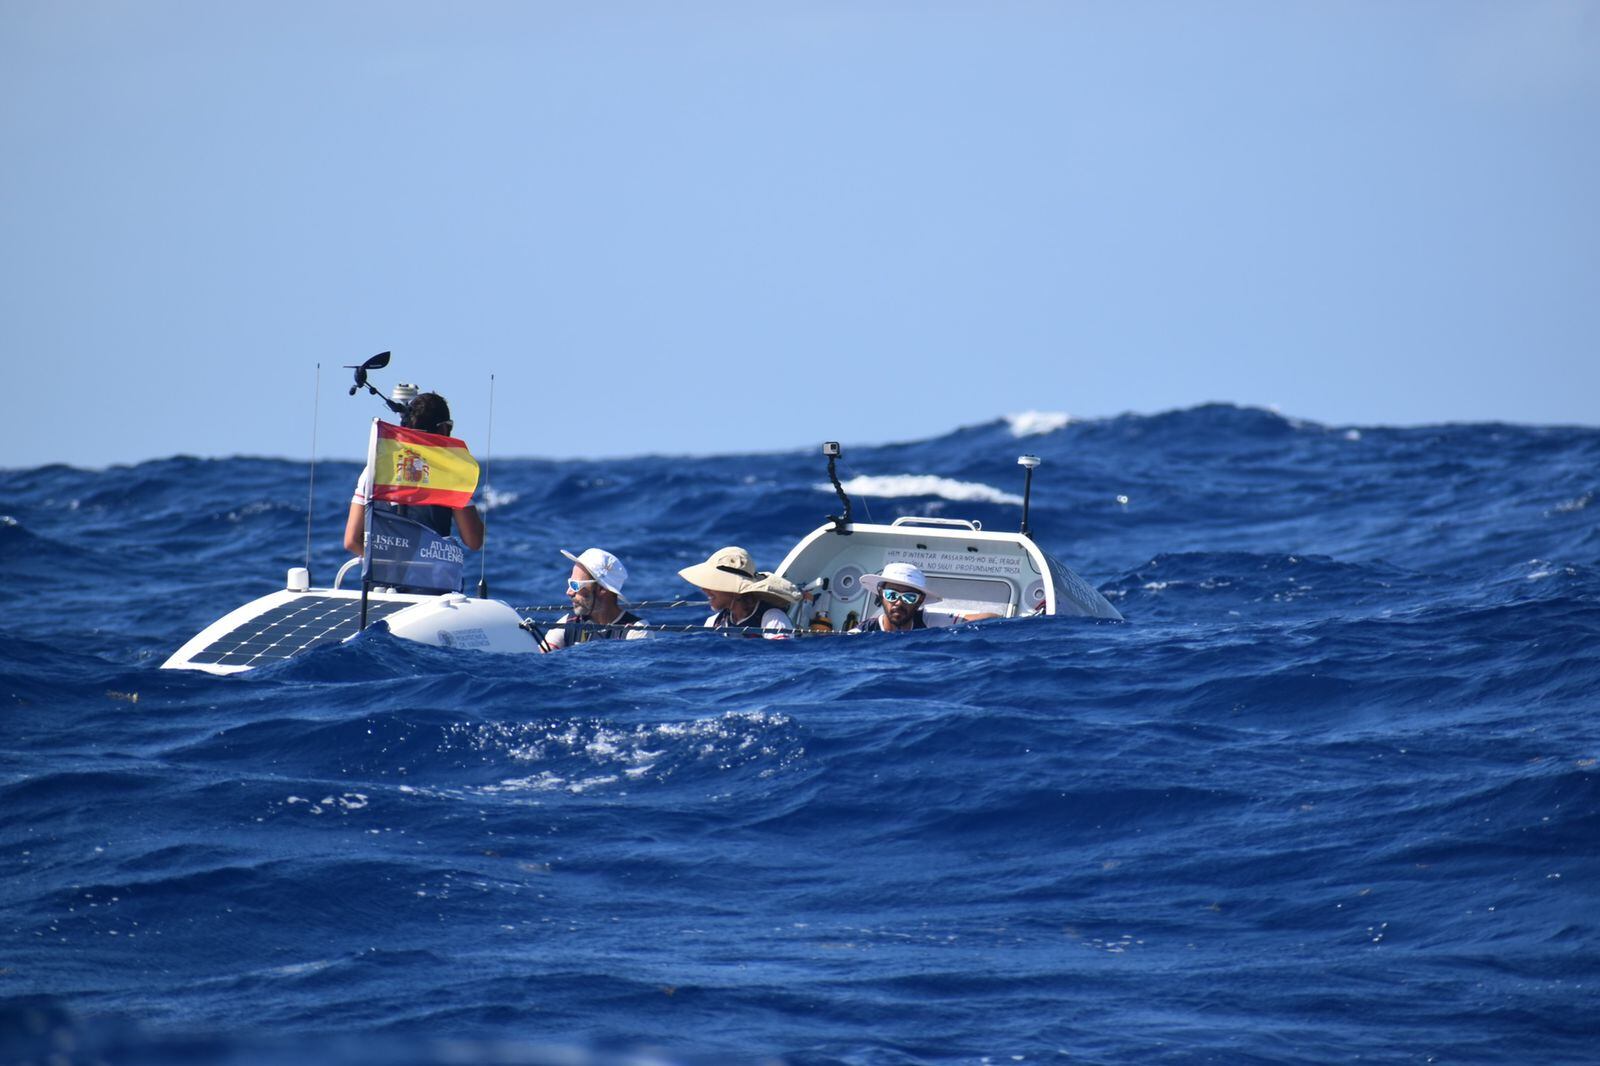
{"left": 369, "top": 420, "right": 479, "bottom": 508}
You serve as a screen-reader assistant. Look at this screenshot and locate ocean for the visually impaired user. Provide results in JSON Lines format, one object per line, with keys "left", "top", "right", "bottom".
{"left": 3, "top": 404, "right": 1596, "bottom": 1064}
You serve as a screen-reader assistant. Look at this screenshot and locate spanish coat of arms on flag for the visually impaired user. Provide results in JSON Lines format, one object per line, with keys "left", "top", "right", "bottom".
{"left": 367, "top": 419, "right": 479, "bottom": 509}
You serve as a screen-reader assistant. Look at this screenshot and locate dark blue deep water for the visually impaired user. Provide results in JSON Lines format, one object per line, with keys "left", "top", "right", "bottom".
{"left": 3, "top": 405, "right": 1598, "bottom": 1064}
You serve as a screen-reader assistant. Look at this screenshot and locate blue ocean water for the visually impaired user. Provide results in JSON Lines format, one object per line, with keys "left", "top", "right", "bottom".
{"left": 3, "top": 405, "right": 1597, "bottom": 1064}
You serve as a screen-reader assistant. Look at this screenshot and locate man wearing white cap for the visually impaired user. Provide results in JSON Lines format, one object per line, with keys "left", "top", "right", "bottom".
{"left": 850, "top": 562, "right": 997, "bottom": 633}
{"left": 851, "top": 562, "right": 943, "bottom": 633}
{"left": 543, "top": 548, "right": 648, "bottom": 650}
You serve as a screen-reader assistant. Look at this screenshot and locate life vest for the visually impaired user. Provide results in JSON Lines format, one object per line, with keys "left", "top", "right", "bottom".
{"left": 380, "top": 500, "right": 453, "bottom": 538}
{"left": 561, "top": 610, "right": 643, "bottom": 646}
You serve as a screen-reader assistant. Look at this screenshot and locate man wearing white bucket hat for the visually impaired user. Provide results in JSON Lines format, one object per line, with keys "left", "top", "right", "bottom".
{"left": 678, "top": 546, "right": 800, "bottom": 637}
{"left": 543, "top": 547, "right": 648, "bottom": 650}
{"left": 850, "top": 562, "right": 998, "bottom": 633}
{"left": 851, "top": 562, "right": 942, "bottom": 633}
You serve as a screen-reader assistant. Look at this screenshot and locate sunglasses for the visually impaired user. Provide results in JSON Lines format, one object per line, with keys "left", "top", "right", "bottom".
{"left": 567, "top": 579, "right": 598, "bottom": 593}
{"left": 880, "top": 588, "right": 923, "bottom": 606}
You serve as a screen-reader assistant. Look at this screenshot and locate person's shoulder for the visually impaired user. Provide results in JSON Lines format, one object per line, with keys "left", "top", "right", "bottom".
{"left": 761, "top": 607, "right": 794, "bottom": 630}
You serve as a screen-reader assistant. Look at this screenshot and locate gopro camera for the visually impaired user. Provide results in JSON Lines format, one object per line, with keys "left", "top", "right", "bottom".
{"left": 823, "top": 441, "right": 841, "bottom": 457}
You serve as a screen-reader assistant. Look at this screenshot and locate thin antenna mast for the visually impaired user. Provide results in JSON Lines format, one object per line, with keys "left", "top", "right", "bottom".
{"left": 1018, "top": 454, "right": 1040, "bottom": 537}
{"left": 477, "top": 373, "right": 495, "bottom": 599}
{"left": 303, "top": 363, "right": 321, "bottom": 582}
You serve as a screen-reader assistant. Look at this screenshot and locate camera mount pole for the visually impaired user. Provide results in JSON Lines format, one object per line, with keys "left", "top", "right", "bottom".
{"left": 825, "top": 442, "right": 852, "bottom": 535}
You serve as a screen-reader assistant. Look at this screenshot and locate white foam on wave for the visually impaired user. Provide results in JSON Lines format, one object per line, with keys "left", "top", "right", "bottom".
{"left": 480, "top": 486, "right": 519, "bottom": 511}
{"left": 821, "top": 475, "right": 1022, "bottom": 506}
{"left": 453, "top": 710, "right": 798, "bottom": 797}
{"left": 1525, "top": 558, "right": 1577, "bottom": 581}
{"left": 1004, "top": 410, "right": 1071, "bottom": 437}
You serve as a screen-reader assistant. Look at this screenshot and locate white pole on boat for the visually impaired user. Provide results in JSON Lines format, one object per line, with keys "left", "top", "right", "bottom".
{"left": 303, "top": 362, "right": 321, "bottom": 583}
{"left": 1018, "top": 454, "right": 1041, "bottom": 538}
{"left": 359, "top": 417, "right": 379, "bottom": 631}
{"left": 478, "top": 373, "right": 495, "bottom": 599}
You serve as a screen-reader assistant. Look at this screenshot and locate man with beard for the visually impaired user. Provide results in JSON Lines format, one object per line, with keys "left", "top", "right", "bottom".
{"left": 849, "top": 562, "right": 997, "bottom": 633}
{"left": 542, "top": 548, "right": 648, "bottom": 650}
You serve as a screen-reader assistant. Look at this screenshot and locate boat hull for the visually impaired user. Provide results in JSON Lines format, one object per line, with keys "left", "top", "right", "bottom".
{"left": 162, "top": 588, "right": 535, "bottom": 675}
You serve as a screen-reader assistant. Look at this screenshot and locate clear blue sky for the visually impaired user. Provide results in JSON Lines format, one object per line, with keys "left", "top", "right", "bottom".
{"left": 4, "top": 1, "right": 1597, "bottom": 468}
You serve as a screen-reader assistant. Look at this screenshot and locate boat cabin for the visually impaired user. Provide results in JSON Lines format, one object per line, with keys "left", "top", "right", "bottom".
{"left": 774, "top": 516, "right": 1122, "bottom": 629}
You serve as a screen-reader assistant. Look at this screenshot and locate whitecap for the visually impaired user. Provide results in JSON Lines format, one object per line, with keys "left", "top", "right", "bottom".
{"left": 1004, "top": 411, "right": 1071, "bottom": 437}
{"left": 480, "top": 486, "right": 519, "bottom": 511}
{"left": 821, "top": 475, "right": 1022, "bottom": 506}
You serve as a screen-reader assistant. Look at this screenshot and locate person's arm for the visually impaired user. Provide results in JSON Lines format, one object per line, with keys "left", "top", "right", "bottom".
{"left": 343, "top": 502, "right": 365, "bottom": 555}
{"left": 454, "top": 505, "right": 484, "bottom": 550}
{"left": 762, "top": 607, "right": 795, "bottom": 638}
{"left": 541, "top": 619, "right": 568, "bottom": 653}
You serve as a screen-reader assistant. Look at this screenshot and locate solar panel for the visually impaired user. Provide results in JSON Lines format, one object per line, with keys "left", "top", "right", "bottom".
{"left": 184, "top": 596, "right": 413, "bottom": 668}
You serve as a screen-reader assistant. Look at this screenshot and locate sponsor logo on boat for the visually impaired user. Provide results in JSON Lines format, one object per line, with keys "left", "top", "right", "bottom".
{"left": 420, "top": 540, "right": 465, "bottom": 565}
{"left": 438, "top": 627, "right": 489, "bottom": 648}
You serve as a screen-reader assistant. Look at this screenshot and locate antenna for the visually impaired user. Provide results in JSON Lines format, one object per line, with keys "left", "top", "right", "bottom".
{"left": 303, "top": 362, "right": 321, "bottom": 582}
{"left": 478, "top": 373, "right": 495, "bottom": 598}
{"left": 824, "top": 442, "right": 852, "bottom": 534}
{"left": 1017, "top": 454, "right": 1040, "bottom": 538}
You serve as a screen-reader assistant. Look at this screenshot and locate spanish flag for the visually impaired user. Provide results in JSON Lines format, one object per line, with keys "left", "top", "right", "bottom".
{"left": 368, "top": 419, "right": 479, "bottom": 509}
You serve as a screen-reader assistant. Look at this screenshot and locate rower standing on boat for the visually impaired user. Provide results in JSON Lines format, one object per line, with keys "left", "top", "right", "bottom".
{"left": 678, "top": 546, "right": 800, "bottom": 637}
{"left": 543, "top": 548, "right": 648, "bottom": 651}
{"left": 343, "top": 390, "right": 484, "bottom": 554}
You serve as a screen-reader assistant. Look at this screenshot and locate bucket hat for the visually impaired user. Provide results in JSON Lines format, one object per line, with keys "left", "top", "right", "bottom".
{"left": 561, "top": 547, "right": 628, "bottom": 595}
{"left": 678, "top": 547, "right": 800, "bottom": 607}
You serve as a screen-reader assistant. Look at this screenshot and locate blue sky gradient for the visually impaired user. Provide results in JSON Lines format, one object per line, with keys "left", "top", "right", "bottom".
{"left": 4, "top": 1, "right": 1597, "bottom": 468}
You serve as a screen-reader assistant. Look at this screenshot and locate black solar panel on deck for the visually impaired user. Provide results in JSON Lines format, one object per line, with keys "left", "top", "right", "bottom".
{"left": 185, "top": 596, "right": 413, "bottom": 667}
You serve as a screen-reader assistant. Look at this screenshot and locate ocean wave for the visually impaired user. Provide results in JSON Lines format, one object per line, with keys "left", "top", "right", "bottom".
{"left": 5, "top": 410, "right": 1599, "bottom": 1061}
{"left": 822, "top": 474, "right": 1023, "bottom": 505}
{"left": 1004, "top": 410, "right": 1072, "bottom": 437}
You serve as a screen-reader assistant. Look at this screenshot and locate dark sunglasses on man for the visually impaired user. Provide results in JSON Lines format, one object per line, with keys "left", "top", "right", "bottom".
{"left": 880, "top": 588, "right": 923, "bottom": 606}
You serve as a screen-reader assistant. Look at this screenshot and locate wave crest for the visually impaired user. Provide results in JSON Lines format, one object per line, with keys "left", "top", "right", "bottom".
{"left": 820, "top": 475, "right": 1022, "bottom": 505}
{"left": 1004, "top": 410, "right": 1072, "bottom": 437}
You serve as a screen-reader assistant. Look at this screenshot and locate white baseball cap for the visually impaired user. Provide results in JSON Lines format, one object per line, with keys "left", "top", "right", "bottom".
{"left": 860, "top": 562, "right": 941, "bottom": 604}
{"left": 561, "top": 548, "right": 628, "bottom": 595}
